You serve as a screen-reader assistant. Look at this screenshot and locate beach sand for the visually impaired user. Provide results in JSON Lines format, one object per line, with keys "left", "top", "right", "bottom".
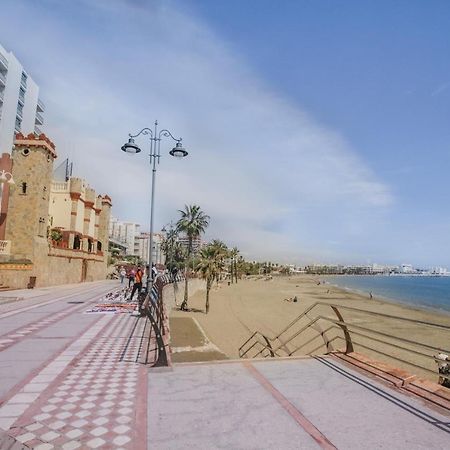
{"left": 169, "top": 275, "right": 450, "bottom": 383}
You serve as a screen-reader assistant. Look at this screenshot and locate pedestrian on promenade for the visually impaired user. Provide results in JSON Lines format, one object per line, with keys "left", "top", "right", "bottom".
{"left": 128, "top": 267, "right": 135, "bottom": 287}
{"left": 130, "top": 266, "right": 144, "bottom": 302}
{"left": 151, "top": 263, "right": 158, "bottom": 280}
{"left": 119, "top": 266, "right": 126, "bottom": 284}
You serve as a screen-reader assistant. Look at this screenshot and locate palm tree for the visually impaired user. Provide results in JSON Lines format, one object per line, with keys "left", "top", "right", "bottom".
{"left": 195, "top": 244, "right": 224, "bottom": 313}
{"left": 176, "top": 205, "right": 210, "bottom": 310}
{"left": 161, "top": 228, "right": 178, "bottom": 274}
{"left": 209, "top": 239, "right": 228, "bottom": 285}
{"left": 230, "top": 247, "right": 239, "bottom": 283}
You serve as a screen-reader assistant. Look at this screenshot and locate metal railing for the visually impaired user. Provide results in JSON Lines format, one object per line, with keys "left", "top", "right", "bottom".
{"left": 239, "top": 302, "right": 450, "bottom": 384}
{"left": 35, "top": 111, "right": 44, "bottom": 124}
{"left": 141, "top": 273, "right": 184, "bottom": 367}
{"left": 0, "top": 52, "right": 8, "bottom": 69}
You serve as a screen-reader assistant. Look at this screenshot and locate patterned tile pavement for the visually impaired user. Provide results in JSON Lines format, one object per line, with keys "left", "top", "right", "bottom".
{"left": 1, "top": 313, "right": 150, "bottom": 449}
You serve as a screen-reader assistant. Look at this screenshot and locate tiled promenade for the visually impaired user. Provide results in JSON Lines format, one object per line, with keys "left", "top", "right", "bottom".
{"left": 0, "top": 281, "right": 149, "bottom": 449}
{"left": 0, "top": 281, "right": 449, "bottom": 449}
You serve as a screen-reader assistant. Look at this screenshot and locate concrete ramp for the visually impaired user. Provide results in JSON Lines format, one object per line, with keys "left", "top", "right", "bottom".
{"left": 148, "top": 356, "right": 450, "bottom": 449}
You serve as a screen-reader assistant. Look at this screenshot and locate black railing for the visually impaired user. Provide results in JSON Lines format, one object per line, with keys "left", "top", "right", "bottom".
{"left": 239, "top": 302, "right": 450, "bottom": 385}
{"left": 141, "top": 273, "right": 184, "bottom": 367}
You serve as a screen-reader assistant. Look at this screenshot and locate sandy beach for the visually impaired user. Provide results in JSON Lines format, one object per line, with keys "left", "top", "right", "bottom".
{"left": 169, "top": 275, "right": 450, "bottom": 382}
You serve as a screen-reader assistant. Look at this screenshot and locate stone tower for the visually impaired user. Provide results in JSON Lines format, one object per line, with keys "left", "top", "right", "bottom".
{"left": 5, "top": 133, "right": 57, "bottom": 281}
{"left": 98, "top": 195, "right": 112, "bottom": 254}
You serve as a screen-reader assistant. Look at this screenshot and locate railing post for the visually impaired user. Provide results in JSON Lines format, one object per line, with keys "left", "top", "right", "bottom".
{"left": 331, "top": 306, "right": 354, "bottom": 354}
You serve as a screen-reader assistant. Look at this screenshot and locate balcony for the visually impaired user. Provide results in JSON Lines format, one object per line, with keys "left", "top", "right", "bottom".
{"left": 0, "top": 89, "right": 4, "bottom": 103}
{"left": 20, "top": 72, "right": 27, "bottom": 89}
{"left": 16, "top": 107, "right": 23, "bottom": 119}
{"left": 0, "top": 53, "right": 8, "bottom": 71}
{"left": 0, "top": 71, "right": 6, "bottom": 86}
{"left": 34, "top": 126, "right": 42, "bottom": 135}
{"left": 37, "top": 98, "right": 45, "bottom": 112}
{"left": 51, "top": 181, "right": 69, "bottom": 192}
{"left": 35, "top": 111, "right": 44, "bottom": 125}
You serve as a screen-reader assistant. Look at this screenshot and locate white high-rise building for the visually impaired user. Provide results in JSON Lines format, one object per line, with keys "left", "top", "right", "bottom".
{"left": 137, "top": 232, "right": 164, "bottom": 266}
{"left": 0, "top": 43, "right": 45, "bottom": 153}
{"left": 109, "top": 217, "right": 140, "bottom": 256}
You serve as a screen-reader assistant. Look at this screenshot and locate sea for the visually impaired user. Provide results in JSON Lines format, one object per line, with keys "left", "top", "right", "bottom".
{"left": 327, "top": 275, "right": 450, "bottom": 314}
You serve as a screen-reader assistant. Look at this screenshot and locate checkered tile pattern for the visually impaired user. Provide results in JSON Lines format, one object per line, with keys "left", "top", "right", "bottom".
{"left": 7, "top": 314, "right": 148, "bottom": 449}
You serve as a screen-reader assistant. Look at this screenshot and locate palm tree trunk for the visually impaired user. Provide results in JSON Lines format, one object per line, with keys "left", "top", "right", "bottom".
{"left": 180, "top": 263, "right": 189, "bottom": 310}
{"left": 205, "top": 280, "right": 210, "bottom": 314}
{"left": 230, "top": 259, "right": 233, "bottom": 284}
{"left": 181, "top": 239, "right": 193, "bottom": 311}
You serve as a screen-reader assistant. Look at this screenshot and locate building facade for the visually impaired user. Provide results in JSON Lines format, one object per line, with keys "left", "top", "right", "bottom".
{"left": 0, "top": 43, "right": 45, "bottom": 154}
{"left": 0, "top": 133, "right": 111, "bottom": 288}
{"left": 109, "top": 217, "right": 141, "bottom": 256}
{"left": 136, "top": 231, "right": 164, "bottom": 266}
{"left": 109, "top": 217, "right": 164, "bottom": 265}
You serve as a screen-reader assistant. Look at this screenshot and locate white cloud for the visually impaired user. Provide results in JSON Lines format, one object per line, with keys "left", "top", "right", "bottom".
{"left": 2, "top": 0, "right": 393, "bottom": 263}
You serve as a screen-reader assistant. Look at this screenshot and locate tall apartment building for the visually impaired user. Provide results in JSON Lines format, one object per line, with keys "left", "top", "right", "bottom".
{"left": 136, "top": 232, "right": 164, "bottom": 265}
{"left": 0, "top": 43, "right": 45, "bottom": 154}
{"left": 109, "top": 217, "right": 141, "bottom": 256}
{"left": 109, "top": 218, "right": 164, "bottom": 265}
{"left": 178, "top": 234, "right": 203, "bottom": 254}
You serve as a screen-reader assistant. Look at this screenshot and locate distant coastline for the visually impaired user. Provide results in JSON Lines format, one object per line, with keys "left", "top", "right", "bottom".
{"left": 325, "top": 275, "right": 450, "bottom": 314}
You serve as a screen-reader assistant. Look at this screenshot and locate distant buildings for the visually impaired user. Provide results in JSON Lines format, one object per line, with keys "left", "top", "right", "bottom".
{"left": 304, "top": 263, "right": 448, "bottom": 276}
{"left": 0, "top": 43, "right": 45, "bottom": 154}
{"left": 109, "top": 218, "right": 164, "bottom": 265}
{"left": 177, "top": 234, "right": 202, "bottom": 254}
{"left": 109, "top": 218, "right": 141, "bottom": 256}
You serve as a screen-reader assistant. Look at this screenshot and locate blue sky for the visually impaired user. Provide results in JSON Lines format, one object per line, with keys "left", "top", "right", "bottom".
{"left": 1, "top": 0, "right": 449, "bottom": 267}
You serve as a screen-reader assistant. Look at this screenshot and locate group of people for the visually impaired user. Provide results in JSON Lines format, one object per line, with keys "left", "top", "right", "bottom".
{"left": 118, "top": 264, "right": 158, "bottom": 302}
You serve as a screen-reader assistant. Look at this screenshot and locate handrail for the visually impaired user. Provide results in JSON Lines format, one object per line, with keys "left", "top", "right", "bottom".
{"left": 239, "top": 301, "right": 450, "bottom": 384}
{"left": 142, "top": 273, "right": 184, "bottom": 367}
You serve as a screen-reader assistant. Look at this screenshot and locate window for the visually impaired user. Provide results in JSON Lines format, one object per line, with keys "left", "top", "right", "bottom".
{"left": 38, "top": 217, "right": 45, "bottom": 237}
{"left": 21, "top": 182, "right": 27, "bottom": 194}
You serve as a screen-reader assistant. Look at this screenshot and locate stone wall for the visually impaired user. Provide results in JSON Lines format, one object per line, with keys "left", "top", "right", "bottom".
{"left": 6, "top": 138, "right": 55, "bottom": 261}
{"left": 0, "top": 256, "right": 107, "bottom": 289}
{"left": 0, "top": 267, "right": 33, "bottom": 289}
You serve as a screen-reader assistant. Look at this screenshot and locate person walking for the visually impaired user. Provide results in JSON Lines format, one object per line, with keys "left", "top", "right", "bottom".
{"left": 130, "top": 266, "right": 143, "bottom": 302}
{"left": 151, "top": 263, "right": 158, "bottom": 280}
{"left": 119, "top": 266, "right": 126, "bottom": 284}
{"left": 128, "top": 267, "right": 136, "bottom": 287}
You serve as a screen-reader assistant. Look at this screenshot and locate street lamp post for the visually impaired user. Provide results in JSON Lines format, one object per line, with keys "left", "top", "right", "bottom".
{"left": 121, "top": 120, "right": 188, "bottom": 295}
